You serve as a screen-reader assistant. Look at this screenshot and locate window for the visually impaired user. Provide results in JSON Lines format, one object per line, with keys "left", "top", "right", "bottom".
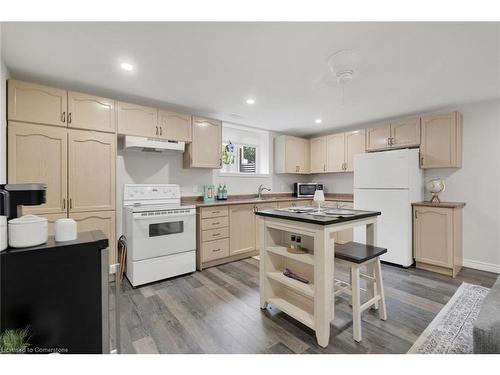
{"left": 221, "top": 142, "right": 258, "bottom": 174}
{"left": 220, "top": 123, "right": 270, "bottom": 175}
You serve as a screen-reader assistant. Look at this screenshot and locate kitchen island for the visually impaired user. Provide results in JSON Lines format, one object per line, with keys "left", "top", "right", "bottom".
{"left": 255, "top": 206, "right": 381, "bottom": 347}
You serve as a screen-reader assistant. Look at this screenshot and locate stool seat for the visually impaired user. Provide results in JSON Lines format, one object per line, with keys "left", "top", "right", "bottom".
{"left": 335, "top": 242, "right": 387, "bottom": 264}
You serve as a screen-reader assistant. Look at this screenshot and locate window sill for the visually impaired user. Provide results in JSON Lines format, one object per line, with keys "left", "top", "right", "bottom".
{"left": 218, "top": 172, "right": 271, "bottom": 178}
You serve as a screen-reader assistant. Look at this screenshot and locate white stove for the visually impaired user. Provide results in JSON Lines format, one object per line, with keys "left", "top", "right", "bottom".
{"left": 123, "top": 184, "right": 196, "bottom": 286}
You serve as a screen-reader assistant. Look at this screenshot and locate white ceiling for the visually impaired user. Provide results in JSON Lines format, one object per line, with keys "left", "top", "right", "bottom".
{"left": 2, "top": 22, "right": 500, "bottom": 136}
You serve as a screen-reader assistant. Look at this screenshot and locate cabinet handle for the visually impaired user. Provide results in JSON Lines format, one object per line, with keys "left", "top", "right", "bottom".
{"left": 156, "top": 126, "right": 159, "bottom": 136}
{"left": 212, "top": 233, "right": 221, "bottom": 237}
{"left": 68, "top": 113, "right": 72, "bottom": 124}
{"left": 415, "top": 210, "right": 418, "bottom": 219}
{"left": 420, "top": 155, "right": 424, "bottom": 167}
{"left": 69, "top": 198, "right": 73, "bottom": 209}
{"left": 160, "top": 126, "right": 163, "bottom": 136}
{"left": 213, "top": 248, "right": 221, "bottom": 252}
{"left": 62, "top": 198, "right": 66, "bottom": 209}
{"left": 212, "top": 222, "right": 220, "bottom": 225}
{"left": 61, "top": 111, "right": 66, "bottom": 123}
{"left": 323, "top": 164, "right": 326, "bottom": 172}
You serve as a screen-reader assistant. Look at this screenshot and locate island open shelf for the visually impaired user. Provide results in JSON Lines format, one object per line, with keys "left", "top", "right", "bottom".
{"left": 256, "top": 207, "right": 381, "bottom": 347}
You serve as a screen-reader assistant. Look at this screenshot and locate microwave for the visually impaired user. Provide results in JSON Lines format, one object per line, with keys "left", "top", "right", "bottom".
{"left": 293, "top": 183, "right": 324, "bottom": 198}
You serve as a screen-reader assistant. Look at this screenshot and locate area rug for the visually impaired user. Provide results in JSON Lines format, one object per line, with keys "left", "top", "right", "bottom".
{"left": 408, "top": 282, "right": 489, "bottom": 354}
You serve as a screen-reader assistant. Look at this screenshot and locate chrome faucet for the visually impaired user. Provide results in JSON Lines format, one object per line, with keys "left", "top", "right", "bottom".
{"left": 258, "top": 184, "right": 271, "bottom": 199}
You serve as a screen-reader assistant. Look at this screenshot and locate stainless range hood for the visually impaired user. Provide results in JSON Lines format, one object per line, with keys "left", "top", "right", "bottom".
{"left": 124, "top": 135, "right": 185, "bottom": 152}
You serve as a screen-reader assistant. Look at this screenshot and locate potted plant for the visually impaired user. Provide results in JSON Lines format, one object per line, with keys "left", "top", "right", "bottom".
{"left": 0, "top": 327, "right": 30, "bottom": 354}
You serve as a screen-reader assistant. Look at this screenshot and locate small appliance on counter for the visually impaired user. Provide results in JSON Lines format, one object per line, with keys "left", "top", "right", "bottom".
{"left": 8, "top": 215, "right": 48, "bottom": 248}
{"left": 0, "top": 183, "right": 48, "bottom": 249}
{"left": 293, "top": 182, "right": 324, "bottom": 198}
{"left": 55, "top": 218, "right": 78, "bottom": 242}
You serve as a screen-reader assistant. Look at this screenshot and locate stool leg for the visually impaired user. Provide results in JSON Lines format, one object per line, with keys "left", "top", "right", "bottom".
{"left": 367, "top": 262, "right": 379, "bottom": 310}
{"left": 351, "top": 266, "right": 362, "bottom": 342}
{"left": 374, "top": 259, "right": 387, "bottom": 321}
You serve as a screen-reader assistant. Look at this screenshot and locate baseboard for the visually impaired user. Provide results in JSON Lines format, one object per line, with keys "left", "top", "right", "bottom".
{"left": 463, "top": 258, "right": 500, "bottom": 274}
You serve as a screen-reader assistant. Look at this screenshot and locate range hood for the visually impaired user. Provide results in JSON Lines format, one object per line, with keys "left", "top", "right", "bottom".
{"left": 124, "top": 136, "right": 185, "bottom": 152}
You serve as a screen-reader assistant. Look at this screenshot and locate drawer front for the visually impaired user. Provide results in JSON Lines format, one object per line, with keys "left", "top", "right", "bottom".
{"left": 202, "top": 227, "right": 229, "bottom": 242}
{"left": 201, "top": 216, "right": 229, "bottom": 231}
{"left": 201, "top": 206, "right": 229, "bottom": 219}
{"left": 201, "top": 238, "right": 230, "bottom": 262}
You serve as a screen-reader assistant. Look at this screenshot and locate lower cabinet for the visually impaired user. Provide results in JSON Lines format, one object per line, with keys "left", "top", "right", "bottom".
{"left": 40, "top": 212, "right": 69, "bottom": 236}
{"left": 229, "top": 204, "right": 256, "bottom": 256}
{"left": 413, "top": 204, "right": 463, "bottom": 277}
{"left": 70, "top": 210, "right": 117, "bottom": 265}
{"left": 335, "top": 201, "right": 354, "bottom": 244}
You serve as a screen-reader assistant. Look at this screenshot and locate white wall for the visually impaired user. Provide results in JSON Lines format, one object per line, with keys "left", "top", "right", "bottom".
{"left": 313, "top": 99, "right": 500, "bottom": 273}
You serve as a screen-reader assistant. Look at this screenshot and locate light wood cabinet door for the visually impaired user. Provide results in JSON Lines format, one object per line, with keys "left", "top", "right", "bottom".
{"left": 255, "top": 202, "right": 278, "bottom": 251}
{"left": 326, "top": 133, "right": 345, "bottom": 172}
{"left": 390, "top": 117, "right": 420, "bottom": 148}
{"left": 8, "top": 122, "right": 68, "bottom": 215}
{"left": 70, "top": 210, "right": 116, "bottom": 264}
{"left": 68, "top": 130, "right": 116, "bottom": 212}
{"left": 157, "top": 110, "right": 191, "bottom": 142}
{"left": 345, "top": 130, "right": 365, "bottom": 172}
{"left": 8, "top": 80, "right": 67, "bottom": 127}
{"left": 67, "top": 91, "right": 115, "bottom": 133}
{"left": 414, "top": 207, "right": 453, "bottom": 268}
{"left": 229, "top": 204, "right": 256, "bottom": 255}
{"left": 310, "top": 136, "right": 327, "bottom": 173}
{"left": 420, "top": 112, "right": 462, "bottom": 168}
{"left": 185, "top": 117, "right": 222, "bottom": 168}
{"left": 288, "top": 136, "right": 310, "bottom": 174}
{"left": 116, "top": 101, "right": 157, "bottom": 137}
{"left": 366, "top": 124, "right": 390, "bottom": 151}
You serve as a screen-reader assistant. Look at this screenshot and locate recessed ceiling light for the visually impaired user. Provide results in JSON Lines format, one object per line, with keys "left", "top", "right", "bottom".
{"left": 246, "top": 98, "right": 256, "bottom": 105}
{"left": 120, "top": 62, "right": 134, "bottom": 71}
{"left": 315, "top": 119, "right": 323, "bottom": 124}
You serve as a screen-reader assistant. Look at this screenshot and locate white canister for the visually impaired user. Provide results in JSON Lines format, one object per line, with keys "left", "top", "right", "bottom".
{"left": 0, "top": 216, "right": 7, "bottom": 251}
{"left": 54, "top": 218, "right": 77, "bottom": 242}
{"left": 8, "top": 215, "right": 48, "bottom": 248}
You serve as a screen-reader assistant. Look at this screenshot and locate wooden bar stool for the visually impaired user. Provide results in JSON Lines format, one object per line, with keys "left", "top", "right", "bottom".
{"left": 333, "top": 242, "right": 388, "bottom": 342}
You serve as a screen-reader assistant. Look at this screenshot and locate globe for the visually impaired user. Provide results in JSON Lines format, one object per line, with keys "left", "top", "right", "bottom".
{"left": 426, "top": 178, "right": 445, "bottom": 204}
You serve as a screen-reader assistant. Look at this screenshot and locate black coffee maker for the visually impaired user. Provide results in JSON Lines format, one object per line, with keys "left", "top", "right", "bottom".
{"left": 0, "top": 183, "right": 47, "bottom": 219}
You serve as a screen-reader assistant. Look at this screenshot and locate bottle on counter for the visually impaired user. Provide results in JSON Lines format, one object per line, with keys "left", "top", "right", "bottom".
{"left": 222, "top": 184, "right": 228, "bottom": 200}
{"left": 217, "top": 184, "right": 223, "bottom": 200}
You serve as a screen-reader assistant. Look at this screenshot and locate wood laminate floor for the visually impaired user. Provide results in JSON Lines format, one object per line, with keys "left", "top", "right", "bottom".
{"left": 111, "top": 259, "right": 497, "bottom": 354}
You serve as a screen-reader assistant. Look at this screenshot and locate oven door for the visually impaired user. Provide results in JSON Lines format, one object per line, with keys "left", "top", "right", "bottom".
{"left": 298, "top": 184, "right": 317, "bottom": 197}
{"left": 130, "top": 210, "right": 196, "bottom": 261}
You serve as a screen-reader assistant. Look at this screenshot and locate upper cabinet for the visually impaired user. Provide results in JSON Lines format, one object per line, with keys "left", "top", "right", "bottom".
{"left": 8, "top": 80, "right": 67, "bottom": 127}
{"left": 116, "top": 101, "right": 158, "bottom": 137}
{"left": 390, "top": 117, "right": 421, "bottom": 148}
{"left": 366, "top": 124, "right": 391, "bottom": 151}
{"left": 420, "top": 112, "right": 462, "bottom": 169}
{"left": 67, "top": 91, "right": 115, "bottom": 133}
{"left": 326, "top": 133, "right": 345, "bottom": 172}
{"left": 310, "top": 136, "right": 327, "bottom": 173}
{"left": 366, "top": 118, "right": 420, "bottom": 151}
{"left": 275, "top": 135, "right": 310, "bottom": 174}
{"left": 184, "top": 117, "right": 222, "bottom": 168}
{"left": 324, "top": 130, "right": 365, "bottom": 173}
{"left": 157, "top": 110, "right": 192, "bottom": 142}
{"left": 344, "top": 130, "right": 366, "bottom": 171}
{"left": 8, "top": 80, "right": 116, "bottom": 133}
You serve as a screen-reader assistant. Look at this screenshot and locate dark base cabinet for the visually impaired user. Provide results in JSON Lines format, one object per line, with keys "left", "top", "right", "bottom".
{"left": 0, "top": 231, "right": 109, "bottom": 354}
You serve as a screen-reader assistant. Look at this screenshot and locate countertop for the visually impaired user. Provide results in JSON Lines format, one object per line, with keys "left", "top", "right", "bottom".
{"left": 1, "top": 230, "right": 109, "bottom": 255}
{"left": 412, "top": 201, "right": 466, "bottom": 209}
{"left": 182, "top": 192, "right": 353, "bottom": 207}
{"left": 255, "top": 208, "right": 380, "bottom": 226}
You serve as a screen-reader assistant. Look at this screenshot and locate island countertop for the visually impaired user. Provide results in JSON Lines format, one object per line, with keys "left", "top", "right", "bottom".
{"left": 255, "top": 207, "right": 381, "bottom": 226}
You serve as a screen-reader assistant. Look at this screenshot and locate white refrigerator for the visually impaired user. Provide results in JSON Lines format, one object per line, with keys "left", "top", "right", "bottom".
{"left": 353, "top": 148, "right": 423, "bottom": 267}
